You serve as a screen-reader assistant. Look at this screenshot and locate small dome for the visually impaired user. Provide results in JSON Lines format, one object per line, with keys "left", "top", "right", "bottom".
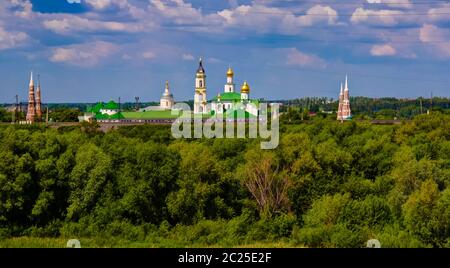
{"left": 226, "top": 67, "right": 234, "bottom": 77}
{"left": 241, "top": 81, "right": 250, "bottom": 93}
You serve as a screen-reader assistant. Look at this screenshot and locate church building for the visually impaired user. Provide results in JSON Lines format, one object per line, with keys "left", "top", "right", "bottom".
{"left": 192, "top": 59, "right": 259, "bottom": 117}
{"left": 337, "top": 75, "right": 352, "bottom": 121}
{"left": 25, "top": 71, "right": 42, "bottom": 123}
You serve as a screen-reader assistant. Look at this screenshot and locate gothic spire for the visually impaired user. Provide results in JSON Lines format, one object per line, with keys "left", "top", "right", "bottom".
{"left": 29, "top": 71, "right": 34, "bottom": 87}
{"left": 37, "top": 74, "right": 41, "bottom": 91}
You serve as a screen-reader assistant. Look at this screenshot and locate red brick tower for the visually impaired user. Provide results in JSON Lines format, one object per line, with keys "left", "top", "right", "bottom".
{"left": 36, "top": 74, "right": 42, "bottom": 120}
{"left": 26, "top": 71, "right": 36, "bottom": 123}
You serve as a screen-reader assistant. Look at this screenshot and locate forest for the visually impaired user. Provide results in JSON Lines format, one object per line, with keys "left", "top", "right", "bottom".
{"left": 0, "top": 112, "right": 450, "bottom": 248}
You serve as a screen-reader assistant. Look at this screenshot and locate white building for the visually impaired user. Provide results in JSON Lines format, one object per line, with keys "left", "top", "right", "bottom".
{"left": 139, "top": 81, "right": 175, "bottom": 112}
{"left": 193, "top": 59, "right": 259, "bottom": 117}
{"left": 160, "top": 81, "right": 174, "bottom": 109}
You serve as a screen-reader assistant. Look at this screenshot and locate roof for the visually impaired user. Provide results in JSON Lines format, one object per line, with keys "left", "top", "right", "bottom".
{"left": 95, "top": 112, "right": 124, "bottom": 120}
{"left": 211, "top": 110, "right": 257, "bottom": 119}
{"left": 121, "top": 110, "right": 180, "bottom": 119}
{"left": 87, "top": 101, "right": 119, "bottom": 113}
{"left": 104, "top": 100, "right": 119, "bottom": 110}
{"left": 87, "top": 102, "right": 104, "bottom": 113}
{"left": 197, "top": 58, "right": 205, "bottom": 73}
{"left": 211, "top": 92, "right": 242, "bottom": 102}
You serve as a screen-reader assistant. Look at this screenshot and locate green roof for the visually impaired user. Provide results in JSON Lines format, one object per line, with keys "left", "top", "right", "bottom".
{"left": 87, "top": 101, "right": 119, "bottom": 113}
{"left": 211, "top": 92, "right": 242, "bottom": 102}
{"left": 95, "top": 112, "right": 125, "bottom": 120}
{"left": 87, "top": 102, "right": 104, "bottom": 113}
{"left": 104, "top": 100, "right": 119, "bottom": 110}
{"left": 122, "top": 110, "right": 180, "bottom": 119}
{"left": 210, "top": 109, "right": 257, "bottom": 119}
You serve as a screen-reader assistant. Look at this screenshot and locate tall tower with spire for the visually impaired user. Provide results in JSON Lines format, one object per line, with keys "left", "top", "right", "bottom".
{"left": 160, "top": 80, "right": 174, "bottom": 109}
{"left": 194, "top": 58, "right": 207, "bottom": 114}
{"left": 36, "top": 74, "right": 42, "bottom": 120}
{"left": 26, "top": 71, "right": 36, "bottom": 123}
{"left": 337, "top": 75, "right": 352, "bottom": 121}
{"left": 337, "top": 82, "right": 344, "bottom": 120}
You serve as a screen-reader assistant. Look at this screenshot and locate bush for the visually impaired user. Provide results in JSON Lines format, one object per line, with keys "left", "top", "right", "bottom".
{"left": 376, "top": 224, "right": 425, "bottom": 248}
{"left": 291, "top": 226, "right": 330, "bottom": 248}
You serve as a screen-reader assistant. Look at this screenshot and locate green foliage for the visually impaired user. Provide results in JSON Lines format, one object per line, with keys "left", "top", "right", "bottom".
{"left": 49, "top": 108, "right": 81, "bottom": 122}
{"left": 1, "top": 113, "right": 450, "bottom": 247}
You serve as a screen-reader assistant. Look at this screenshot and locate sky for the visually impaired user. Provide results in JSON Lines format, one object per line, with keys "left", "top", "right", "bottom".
{"left": 1, "top": 0, "right": 450, "bottom": 103}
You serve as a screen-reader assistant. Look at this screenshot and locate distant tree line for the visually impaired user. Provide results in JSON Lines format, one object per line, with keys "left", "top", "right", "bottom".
{"left": 280, "top": 97, "right": 450, "bottom": 121}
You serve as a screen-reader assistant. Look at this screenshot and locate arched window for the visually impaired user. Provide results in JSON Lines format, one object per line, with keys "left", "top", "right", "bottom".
{"left": 199, "top": 80, "right": 203, "bottom": 88}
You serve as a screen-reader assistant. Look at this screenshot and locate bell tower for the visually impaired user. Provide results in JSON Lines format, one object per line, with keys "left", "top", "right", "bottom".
{"left": 194, "top": 58, "right": 207, "bottom": 114}
{"left": 224, "top": 66, "right": 235, "bottom": 93}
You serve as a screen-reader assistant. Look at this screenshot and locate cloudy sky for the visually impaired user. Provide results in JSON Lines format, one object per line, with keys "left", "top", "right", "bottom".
{"left": 1, "top": 0, "right": 450, "bottom": 103}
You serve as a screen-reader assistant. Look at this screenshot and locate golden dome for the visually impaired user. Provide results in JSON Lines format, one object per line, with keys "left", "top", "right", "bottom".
{"left": 241, "top": 81, "right": 250, "bottom": 93}
{"left": 226, "top": 67, "right": 234, "bottom": 76}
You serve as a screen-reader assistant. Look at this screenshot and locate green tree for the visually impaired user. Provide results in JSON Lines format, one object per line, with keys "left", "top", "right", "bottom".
{"left": 402, "top": 179, "right": 441, "bottom": 247}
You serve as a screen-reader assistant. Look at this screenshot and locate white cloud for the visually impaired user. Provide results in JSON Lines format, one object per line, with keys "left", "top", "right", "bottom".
{"left": 85, "top": 0, "right": 128, "bottom": 10}
{"left": 286, "top": 47, "right": 326, "bottom": 68}
{"left": 10, "top": 0, "right": 33, "bottom": 19}
{"left": 351, "top": 7, "right": 414, "bottom": 26}
{"left": 150, "top": 0, "right": 205, "bottom": 25}
{"left": 419, "top": 24, "right": 450, "bottom": 58}
{"left": 0, "top": 26, "right": 28, "bottom": 50}
{"left": 218, "top": 4, "right": 338, "bottom": 34}
{"left": 50, "top": 41, "right": 117, "bottom": 66}
{"left": 142, "top": 51, "right": 156, "bottom": 59}
{"left": 43, "top": 15, "right": 144, "bottom": 34}
{"left": 366, "top": 0, "right": 412, "bottom": 9}
{"left": 182, "top": 53, "right": 194, "bottom": 60}
{"left": 428, "top": 4, "right": 450, "bottom": 22}
{"left": 370, "top": 44, "right": 396, "bottom": 56}
{"left": 295, "top": 5, "right": 338, "bottom": 26}
{"left": 67, "top": 0, "right": 81, "bottom": 4}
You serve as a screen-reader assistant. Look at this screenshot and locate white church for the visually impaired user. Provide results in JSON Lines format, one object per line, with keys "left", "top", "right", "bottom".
{"left": 193, "top": 58, "right": 259, "bottom": 117}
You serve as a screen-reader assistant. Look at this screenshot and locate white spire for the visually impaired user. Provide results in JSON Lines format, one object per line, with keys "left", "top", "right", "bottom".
{"left": 344, "top": 75, "right": 348, "bottom": 91}
{"left": 340, "top": 82, "right": 343, "bottom": 95}
{"left": 164, "top": 80, "right": 169, "bottom": 95}
{"left": 29, "top": 71, "right": 34, "bottom": 87}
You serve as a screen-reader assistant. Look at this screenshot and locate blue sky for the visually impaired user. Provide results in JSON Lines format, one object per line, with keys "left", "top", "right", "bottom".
{"left": 1, "top": 0, "right": 450, "bottom": 103}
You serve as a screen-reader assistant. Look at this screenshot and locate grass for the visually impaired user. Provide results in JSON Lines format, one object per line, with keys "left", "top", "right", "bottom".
{"left": 0, "top": 237, "right": 304, "bottom": 248}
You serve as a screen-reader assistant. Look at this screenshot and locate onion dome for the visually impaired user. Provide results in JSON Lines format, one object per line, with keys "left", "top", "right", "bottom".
{"left": 226, "top": 67, "right": 234, "bottom": 77}
{"left": 241, "top": 81, "right": 250, "bottom": 94}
